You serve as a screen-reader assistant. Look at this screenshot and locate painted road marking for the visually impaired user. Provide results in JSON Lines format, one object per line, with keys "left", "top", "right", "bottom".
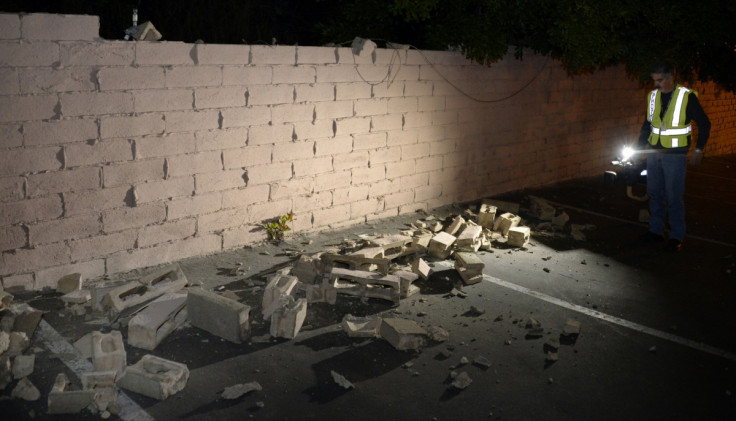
{"left": 37, "top": 320, "right": 155, "bottom": 421}
{"left": 485, "top": 275, "right": 736, "bottom": 362}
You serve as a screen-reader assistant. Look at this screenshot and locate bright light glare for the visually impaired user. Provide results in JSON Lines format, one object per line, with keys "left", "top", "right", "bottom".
{"left": 621, "top": 146, "right": 635, "bottom": 161}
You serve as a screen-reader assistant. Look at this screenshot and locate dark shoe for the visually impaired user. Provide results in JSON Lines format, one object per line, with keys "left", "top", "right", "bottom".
{"left": 639, "top": 231, "right": 664, "bottom": 244}
{"left": 664, "top": 239, "right": 682, "bottom": 252}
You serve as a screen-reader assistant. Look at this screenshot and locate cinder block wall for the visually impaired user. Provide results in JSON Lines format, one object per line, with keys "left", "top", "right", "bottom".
{"left": 2, "top": 13, "right": 735, "bottom": 290}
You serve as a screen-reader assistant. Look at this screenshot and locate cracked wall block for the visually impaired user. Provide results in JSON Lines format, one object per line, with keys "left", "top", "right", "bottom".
{"left": 102, "top": 264, "right": 187, "bottom": 316}
{"left": 507, "top": 226, "right": 531, "bottom": 247}
{"left": 270, "top": 297, "right": 308, "bottom": 339}
{"left": 380, "top": 318, "right": 427, "bottom": 351}
{"left": 493, "top": 212, "right": 521, "bottom": 236}
{"left": 477, "top": 203, "right": 497, "bottom": 229}
{"left": 91, "top": 330, "right": 126, "bottom": 374}
{"left": 261, "top": 273, "right": 298, "bottom": 319}
{"left": 444, "top": 215, "right": 466, "bottom": 236}
{"left": 128, "top": 291, "right": 188, "bottom": 350}
{"left": 116, "top": 355, "right": 189, "bottom": 400}
{"left": 47, "top": 373, "right": 98, "bottom": 414}
{"left": 56, "top": 273, "right": 83, "bottom": 294}
{"left": 428, "top": 231, "right": 456, "bottom": 259}
{"left": 341, "top": 314, "right": 381, "bottom": 338}
{"left": 187, "top": 287, "right": 251, "bottom": 343}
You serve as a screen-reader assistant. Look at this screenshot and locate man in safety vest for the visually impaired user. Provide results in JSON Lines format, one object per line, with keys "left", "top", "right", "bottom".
{"left": 636, "top": 61, "right": 711, "bottom": 252}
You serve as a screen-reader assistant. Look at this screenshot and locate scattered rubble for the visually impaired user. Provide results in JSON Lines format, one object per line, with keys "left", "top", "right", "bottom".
{"left": 222, "top": 381, "right": 262, "bottom": 400}
{"left": 117, "top": 355, "right": 189, "bottom": 400}
{"left": 331, "top": 370, "right": 354, "bottom": 389}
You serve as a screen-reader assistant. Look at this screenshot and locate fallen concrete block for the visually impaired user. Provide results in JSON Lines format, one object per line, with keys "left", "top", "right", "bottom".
{"left": 563, "top": 319, "right": 582, "bottom": 336}
{"left": 291, "top": 254, "right": 322, "bottom": 284}
{"left": 321, "top": 253, "right": 390, "bottom": 274}
{"left": 270, "top": 297, "right": 308, "bottom": 339}
{"left": 47, "top": 373, "right": 98, "bottom": 414}
{"left": 329, "top": 268, "right": 401, "bottom": 303}
{"left": 428, "top": 231, "right": 456, "bottom": 259}
{"left": 456, "top": 224, "right": 482, "bottom": 252}
{"left": 426, "top": 325, "right": 450, "bottom": 342}
{"left": 12, "top": 354, "right": 35, "bottom": 379}
{"left": 57, "top": 273, "right": 83, "bottom": 294}
{"left": 411, "top": 231, "right": 433, "bottom": 251}
{"left": 331, "top": 370, "right": 354, "bottom": 389}
{"left": 341, "top": 314, "right": 381, "bottom": 338}
{"left": 10, "top": 303, "right": 43, "bottom": 339}
{"left": 393, "top": 270, "right": 420, "bottom": 298}
{"left": 262, "top": 273, "right": 298, "bottom": 319}
{"left": 507, "top": 226, "right": 531, "bottom": 247}
{"left": 0, "top": 331, "right": 8, "bottom": 354}
{"left": 493, "top": 212, "right": 521, "bottom": 236}
{"left": 102, "top": 264, "right": 187, "bottom": 316}
{"left": 451, "top": 371, "right": 472, "bottom": 389}
{"left": 444, "top": 215, "right": 466, "bottom": 236}
{"left": 412, "top": 257, "right": 433, "bottom": 280}
{"left": 92, "top": 331, "right": 126, "bottom": 374}
{"left": 6, "top": 331, "right": 30, "bottom": 357}
{"left": 128, "top": 291, "right": 188, "bottom": 350}
{"left": 477, "top": 203, "right": 497, "bottom": 229}
{"left": 305, "top": 276, "right": 337, "bottom": 304}
{"left": 380, "top": 318, "right": 427, "bottom": 351}
{"left": 0, "top": 356, "right": 12, "bottom": 389}
{"left": 12, "top": 377, "right": 40, "bottom": 401}
{"left": 454, "top": 252, "right": 484, "bottom": 286}
{"left": 428, "top": 220, "right": 443, "bottom": 232}
{"left": 81, "top": 370, "right": 118, "bottom": 412}
{"left": 187, "top": 287, "right": 251, "bottom": 344}
{"left": 61, "top": 289, "right": 91, "bottom": 304}
{"left": 90, "top": 280, "right": 128, "bottom": 314}
{"left": 369, "top": 234, "right": 413, "bottom": 257}
{"left": 117, "top": 355, "right": 189, "bottom": 400}
{"left": 350, "top": 246, "right": 384, "bottom": 259}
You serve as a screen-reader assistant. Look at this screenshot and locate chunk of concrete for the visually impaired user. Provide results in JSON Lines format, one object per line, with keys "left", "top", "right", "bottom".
{"left": 393, "top": 270, "right": 420, "bottom": 298}
{"left": 12, "top": 354, "right": 35, "bottom": 379}
{"left": 128, "top": 291, "right": 188, "bottom": 350}
{"left": 507, "top": 226, "right": 531, "bottom": 247}
{"left": 451, "top": 371, "right": 472, "bottom": 389}
{"left": 493, "top": 212, "right": 521, "bottom": 236}
{"left": 444, "top": 215, "right": 466, "bottom": 236}
{"left": 341, "top": 314, "right": 381, "bottom": 338}
{"left": 412, "top": 257, "right": 433, "bottom": 281}
{"left": 57, "top": 273, "right": 83, "bottom": 294}
{"left": 187, "top": 287, "right": 251, "bottom": 344}
{"left": 456, "top": 224, "right": 482, "bottom": 252}
{"left": 379, "top": 318, "right": 427, "bottom": 351}
{"left": 428, "top": 231, "right": 456, "bottom": 259}
{"left": 369, "top": 234, "right": 413, "bottom": 258}
{"left": 61, "top": 289, "right": 91, "bottom": 304}
{"left": 12, "top": 377, "right": 41, "bottom": 401}
{"left": 483, "top": 199, "right": 520, "bottom": 214}
{"left": 0, "top": 331, "right": 9, "bottom": 354}
{"left": 0, "top": 287, "right": 13, "bottom": 312}
{"left": 528, "top": 196, "right": 556, "bottom": 220}
{"left": 222, "top": 381, "right": 262, "bottom": 400}
{"left": 477, "top": 203, "right": 497, "bottom": 229}
{"left": 10, "top": 303, "right": 43, "bottom": 339}
{"left": 331, "top": 370, "right": 354, "bottom": 389}
{"left": 81, "top": 371, "right": 118, "bottom": 412}
{"left": 329, "top": 267, "right": 401, "bottom": 303}
{"left": 291, "top": 254, "right": 322, "bottom": 284}
{"left": 92, "top": 331, "right": 126, "bottom": 375}
{"left": 6, "top": 331, "right": 30, "bottom": 356}
{"left": 551, "top": 211, "right": 569, "bottom": 228}
{"left": 305, "top": 276, "right": 337, "bottom": 304}
{"left": 116, "top": 355, "right": 189, "bottom": 400}
{"left": 102, "top": 264, "right": 187, "bottom": 316}
{"left": 270, "top": 297, "right": 308, "bottom": 339}
{"left": 261, "top": 273, "right": 298, "bottom": 319}
{"left": 73, "top": 332, "right": 93, "bottom": 359}
{"left": 0, "top": 356, "right": 12, "bottom": 389}
{"left": 47, "top": 373, "right": 98, "bottom": 414}
{"left": 454, "top": 252, "right": 485, "bottom": 285}
{"left": 321, "top": 253, "right": 390, "bottom": 274}
{"left": 426, "top": 325, "right": 450, "bottom": 342}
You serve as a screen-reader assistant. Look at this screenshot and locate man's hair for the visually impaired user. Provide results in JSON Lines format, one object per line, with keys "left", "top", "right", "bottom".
{"left": 651, "top": 61, "right": 674, "bottom": 76}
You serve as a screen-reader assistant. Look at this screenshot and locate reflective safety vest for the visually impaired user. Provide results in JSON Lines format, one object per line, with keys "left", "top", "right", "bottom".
{"left": 647, "top": 85, "right": 695, "bottom": 148}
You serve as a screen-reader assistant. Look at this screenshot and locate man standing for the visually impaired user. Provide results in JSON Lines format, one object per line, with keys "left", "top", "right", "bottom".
{"left": 637, "top": 61, "right": 711, "bottom": 252}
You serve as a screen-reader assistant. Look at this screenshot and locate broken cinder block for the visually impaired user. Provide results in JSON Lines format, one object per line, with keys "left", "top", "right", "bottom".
{"left": 92, "top": 330, "right": 126, "bottom": 375}
{"left": 456, "top": 224, "right": 482, "bottom": 252}
{"left": 128, "top": 291, "right": 188, "bottom": 350}
{"left": 269, "top": 297, "right": 308, "bottom": 339}
{"left": 305, "top": 276, "right": 337, "bottom": 304}
{"left": 187, "top": 287, "right": 251, "bottom": 343}
{"left": 477, "top": 203, "right": 497, "bottom": 229}
{"left": 428, "top": 231, "right": 456, "bottom": 259}
{"left": 341, "top": 314, "right": 381, "bottom": 338}
{"left": 102, "top": 264, "right": 187, "bottom": 316}
{"left": 454, "top": 252, "right": 484, "bottom": 285}
{"left": 493, "top": 212, "right": 521, "bottom": 236}
{"left": 57, "top": 273, "right": 83, "bottom": 294}
{"left": 116, "top": 355, "right": 189, "bottom": 400}
{"left": 262, "top": 273, "right": 298, "bottom": 319}
{"left": 47, "top": 373, "right": 98, "bottom": 415}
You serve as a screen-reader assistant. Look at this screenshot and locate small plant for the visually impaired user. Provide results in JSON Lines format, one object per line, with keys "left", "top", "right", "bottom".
{"left": 264, "top": 212, "right": 294, "bottom": 242}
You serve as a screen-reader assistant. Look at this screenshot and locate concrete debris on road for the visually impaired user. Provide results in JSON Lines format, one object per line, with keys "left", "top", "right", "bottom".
{"left": 222, "top": 381, "right": 262, "bottom": 400}
{"left": 331, "top": 370, "right": 355, "bottom": 389}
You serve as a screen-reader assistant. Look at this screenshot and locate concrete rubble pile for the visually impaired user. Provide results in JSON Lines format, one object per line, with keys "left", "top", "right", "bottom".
{"left": 0, "top": 195, "right": 592, "bottom": 413}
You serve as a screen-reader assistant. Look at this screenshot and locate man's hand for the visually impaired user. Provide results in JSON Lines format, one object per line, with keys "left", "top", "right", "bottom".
{"left": 690, "top": 149, "right": 703, "bottom": 166}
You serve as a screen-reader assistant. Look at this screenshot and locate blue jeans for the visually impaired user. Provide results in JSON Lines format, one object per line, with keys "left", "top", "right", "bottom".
{"left": 646, "top": 152, "right": 687, "bottom": 240}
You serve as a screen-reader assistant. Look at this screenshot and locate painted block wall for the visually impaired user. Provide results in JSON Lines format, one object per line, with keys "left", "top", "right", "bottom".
{"left": 1, "top": 13, "right": 735, "bottom": 290}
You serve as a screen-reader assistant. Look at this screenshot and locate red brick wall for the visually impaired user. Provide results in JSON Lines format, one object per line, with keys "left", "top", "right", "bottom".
{"left": 1, "top": 13, "right": 735, "bottom": 290}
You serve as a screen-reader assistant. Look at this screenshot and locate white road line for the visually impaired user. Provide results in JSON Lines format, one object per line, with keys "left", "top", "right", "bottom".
{"left": 485, "top": 275, "right": 736, "bottom": 362}
{"left": 37, "top": 320, "right": 155, "bottom": 421}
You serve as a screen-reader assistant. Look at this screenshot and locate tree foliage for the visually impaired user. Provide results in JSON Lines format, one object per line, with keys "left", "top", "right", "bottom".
{"left": 5, "top": 0, "right": 736, "bottom": 91}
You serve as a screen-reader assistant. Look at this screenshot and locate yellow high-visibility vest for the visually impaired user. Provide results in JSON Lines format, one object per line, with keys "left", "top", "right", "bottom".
{"left": 647, "top": 85, "right": 696, "bottom": 148}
